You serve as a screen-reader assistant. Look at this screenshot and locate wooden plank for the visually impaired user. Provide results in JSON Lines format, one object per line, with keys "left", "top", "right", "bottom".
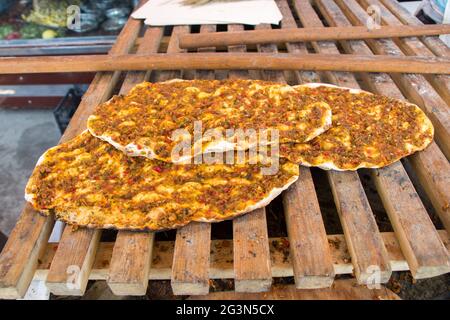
{"left": 374, "top": 162, "right": 450, "bottom": 277}
{"left": 171, "top": 222, "right": 211, "bottom": 295}
{"left": 0, "top": 0, "right": 147, "bottom": 300}
{"left": 335, "top": 0, "right": 450, "bottom": 233}
{"left": 44, "top": 3, "right": 145, "bottom": 296}
{"left": 169, "top": 25, "right": 212, "bottom": 296}
{"left": 324, "top": 0, "right": 449, "bottom": 233}
{"left": 359, "top": 0, "right": 450, "bottom": 107}
{"left": 379, "top": 0, "right": 450, "bottom": 105}
{"left": 282, "top": 171, "right": 335, "bottom": 288}
{"left": 315, "top": 0, "right": 450, "bottom": 277}
{"left": 107, "top": 27, "right": 164, "bottom": 296}
{"left": 277, "top": 0, "right": 322, "bottom": 84}
{"left": 178, "top": 24, "right": 450, "bottom": 49}
{"left": 45, "top": 227, "right": 101, "bottom": 295}
{"left": 1, "top": 52, "right": 450, "bottom": 74}
{"left": 33, "top": 231, "right": 450, "bottom": 283}
{"left": 409, "top": 144, "right": 450, "bottom": 234}
{"left": 233, "top": 208, "right": 272, "bottom": 292}
{"left": 227, "top": 24, "right": 251, "bottom": 80}
{"left": 0, "top": 212, "right": 54, "bottom": 299}
{"left": 328, "top": 172, "right": 392, "bottom": 283}
{"left": 226, "top": 24, "right": 273, "bottom": 293}
{"left": 378, "top": 0, "right": 450, "bottom": 57}
{"left": 189, "top": 280, "right": 401, "bottom": 300}
{"left": 196, "top": 24, "right": 217, "bottom": 80}
{"left": 155, "top": 26, "right": 190, "bottom": 82}
{"left": 277, "top": 0, "right": 335, "bottom": 289}
{"left": 335, "top": 0, "right": 450, "bottom": 159}
{"left": 231, "top": 22, "right": 287, "bottom": 293}
{"left": 108, "top": 231, "right": 154, "bottom": 296}
{"left": 293, "top": 0, "right": 392, "bottom": 285}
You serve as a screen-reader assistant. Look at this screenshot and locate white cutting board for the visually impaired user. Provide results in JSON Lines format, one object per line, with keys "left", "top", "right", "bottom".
{"left": 132, "top": 0, "right": 282, "bottom": 26}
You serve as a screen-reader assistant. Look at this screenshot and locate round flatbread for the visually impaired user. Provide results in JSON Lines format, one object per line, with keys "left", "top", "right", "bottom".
{"left": 87, "top": 79, "right": 332, "bottom": 163}
{"left": 279, "top": 83, "right": 434, "bottom": 170}
{"left": 25, "top": 131, "right": 299, "bottom": 231}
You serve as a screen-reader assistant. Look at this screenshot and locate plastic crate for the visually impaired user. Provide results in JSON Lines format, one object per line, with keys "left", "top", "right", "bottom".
{"left": 53, "top": 87, "right": 83, "bottom": 134}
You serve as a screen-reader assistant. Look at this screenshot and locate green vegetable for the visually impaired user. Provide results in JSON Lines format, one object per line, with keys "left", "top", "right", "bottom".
{"left": 20, "top": 23, "right": 44, "bottom": 39}
{"left": 0, "top": 24, "right": 14, "bottom": 40}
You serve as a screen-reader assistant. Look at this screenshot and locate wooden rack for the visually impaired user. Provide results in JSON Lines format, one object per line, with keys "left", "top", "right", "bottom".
{"left": 178, "top": 24, "right": 450, "bottom": 49}
{"left": 0, "top": 0, "right": 449, "bottom": 299}
{"left": 2, "top": 52, "right": 450, "bottom": 74}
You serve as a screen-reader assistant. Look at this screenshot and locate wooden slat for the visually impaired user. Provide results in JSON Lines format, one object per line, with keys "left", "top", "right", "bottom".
{"left": 315, "top": 0, "right": 450, "bottom": 278}
{"left": 359, "top": 0, "right": 450, "bottom": 107}
{"left": 189, "top": 280, "right": 401, "bottom": 300}
{"left": 378, "top": 0, "right": 450, "bottom": 58}
{"left": 178, "top": 24, "right": 450, "bottom": 49}
{"left": 107, "top": 27, "right": 164, "bottom": 296}
{"left": 227, "top": 24, "right": 251, "bottom": 80}
{"left": 328, "top": 172, "right": 392, "bottom": 283}
{"left": 335, "top": 0, "right": 450, "bottom": 234}
{"left": 44, "top": 3, "right": 145, "bottom": 296}
{"left": 0, "top": 212, "right": 53, "bottom": 299}
{"left": 409, "top": 144, "right": 450, "bottom": 233}
{"left": 293, "top": 0, "right": 392, "bottom": 285}
{"left": 233, "top": 208, "right": 272, "bottom": 292}
{"left": 0, "top": 0, "right": 147, "bottom": 299}
{"left": 374, "top": 162, "right": 450, "bottom": 277}
{"left": 169, "top": 25, "right": 212, "bottom": 296}
{"left": 277, "top": 0, "right": 335, "bottom": 289}
{"left": 2, "top": 52, "right": 450, "bottom": 74}
{"left": 282, "top": 172, "right": 336, "bottom": 288}
{"left": 381, "top": 0, "right": 450, "bottom": 104}
{"left": 32, "top": 231, "right": 450, "bottom": 283}
{"left": 196, "top": 24, "right": 217, "bottom": 80}
{"left": 226, "top": 24, "right": 273, "bottom": 293}
{"left": 171, "top": 222, "right": 211, "bottom": 295}
{"left": 233, "top": 22, "right": 287, "bottom": 292}
{"left": 329, "top": 0, "right": 450, "bottom": 234}
{"left": 335, "top": 0, "right": 450, "bottom": 159}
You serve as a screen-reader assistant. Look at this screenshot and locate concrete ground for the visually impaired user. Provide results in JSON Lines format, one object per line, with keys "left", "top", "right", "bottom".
{"left": 0, "top": 109, "right": 60, "bottom": 236}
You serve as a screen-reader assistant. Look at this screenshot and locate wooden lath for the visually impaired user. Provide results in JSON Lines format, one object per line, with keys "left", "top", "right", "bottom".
{"left": 336, "top": 0, "right": 450, "bottom": 159}
{"left": 170, "top": 25, "right": 212, "bottom": 296}
{"left": 359, "top": 0, "right": 450, "bottom": 235}
{"left": 106, "top": 26, "right": 164, "bottom": 296}
{"left": 272, "top": 0, "right": 336, "bottom": 289}
{"left": 0, "top": 0, "right": 449, "bottom": 299}
{"left": 177, "top": 24, "right": 450, "bottom": 49}
{"left": 227, "top": 24, "right": 273, "bottom": 293}
{"left": 292, "top": 0, "right": 393, "bottom": 284}
{"left": 0, "top": 1, "right": 147, "bottom": 299}
{"left": 359, "top": 0, "right": 450, "bottom": 107}
{"left": 30, "top": 231, "right": 450, "bottom": 282}
{"left": 314, "top": 0, "right": 450, "bottom": 279}
{"left": 43, "top": 4, "right": 148, "bottom": 296}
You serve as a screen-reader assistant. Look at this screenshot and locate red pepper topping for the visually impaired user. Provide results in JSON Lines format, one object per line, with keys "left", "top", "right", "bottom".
{"left": 153, "top": 166, "right": 163, "bottom": 173}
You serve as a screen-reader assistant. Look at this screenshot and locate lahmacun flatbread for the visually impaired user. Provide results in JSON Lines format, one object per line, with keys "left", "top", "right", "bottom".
{"left": 87, "top": 79, "right": 332, "bottom": 163}
{"left": 279, "top": 84, "right": 434, "bottom": 170}
{"left": 25, "top": 131, "right": 298, "bottom": 231}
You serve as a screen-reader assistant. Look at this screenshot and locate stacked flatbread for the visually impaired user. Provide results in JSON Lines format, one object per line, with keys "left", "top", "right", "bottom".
{"left": 25, "top": 80, "right": 434, "bottom": 231}
{"left": 280, "top": 83, "right": 434, "bottom": 170}
{"left": 87, "top": 79, "right": 332, "bottom": 162}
